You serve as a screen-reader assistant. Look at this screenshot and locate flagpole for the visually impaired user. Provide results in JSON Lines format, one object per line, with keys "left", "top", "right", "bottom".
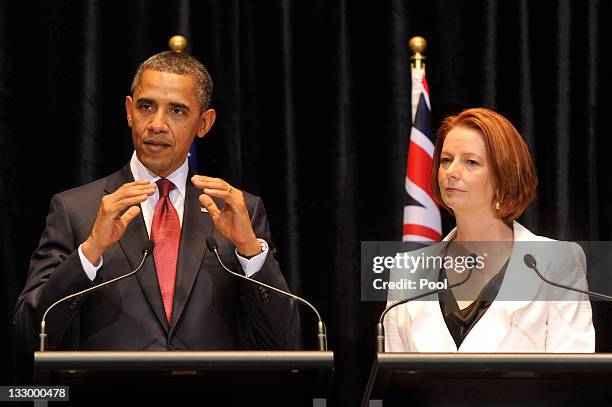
{"left": 403, "top": 35, "right": 441, "bottom": 241}
{"left": 409, "top": 36, "right": 427, "bottom": 123}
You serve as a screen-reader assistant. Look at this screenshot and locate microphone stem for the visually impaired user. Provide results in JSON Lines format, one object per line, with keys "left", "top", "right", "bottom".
{"left": 379, "top": 267, "right": 474, "bottom": 325}
{"left": 376, "top": 323, "right": 384, "bottom": 353}
{"left": 531, "top": 263, "right": 612, "bottom": 301}
{"left": 317, "top": 321, "right": 327, "bottom": 352}
{"left": 38, "top": 248, "right": 151, "bottom": 352}
{"left": 39, "top": 321, "right": 47, "bottom": 352}
{"left": 212, "top": 248, "right": 327, "bottom": 351}
{"left": 377, "top": 264, "right": 476, "bottom": 353}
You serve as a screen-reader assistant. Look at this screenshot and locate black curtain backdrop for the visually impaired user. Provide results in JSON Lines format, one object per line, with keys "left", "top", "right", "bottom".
{"left": 2, "top": 1, "right": 611, "bottom": 405}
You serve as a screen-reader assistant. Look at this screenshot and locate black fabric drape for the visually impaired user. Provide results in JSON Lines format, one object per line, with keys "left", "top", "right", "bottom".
{"left": 2, "top": 1, "right": 611, "bottom": 405}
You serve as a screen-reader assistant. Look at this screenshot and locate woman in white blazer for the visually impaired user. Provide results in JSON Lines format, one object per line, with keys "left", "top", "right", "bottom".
{"left": 384, "top": 108, "right": 594, "bottom": 353}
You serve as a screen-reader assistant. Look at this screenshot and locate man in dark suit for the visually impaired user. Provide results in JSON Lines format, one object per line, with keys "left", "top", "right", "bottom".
{"left": 14, "top": 51, "right": 299, "bottom": 352}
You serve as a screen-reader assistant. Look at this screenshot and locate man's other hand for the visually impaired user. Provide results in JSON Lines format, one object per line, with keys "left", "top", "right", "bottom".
{"left": 191, "top": 175, "right": 261, "bottom": 257}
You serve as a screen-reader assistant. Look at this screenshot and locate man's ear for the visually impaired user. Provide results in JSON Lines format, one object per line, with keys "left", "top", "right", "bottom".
{"left": 125, "top": 96, "right": 133, "bottom": 127}
{"left": 196, "top": 108, "right": 216, "bottom": 139}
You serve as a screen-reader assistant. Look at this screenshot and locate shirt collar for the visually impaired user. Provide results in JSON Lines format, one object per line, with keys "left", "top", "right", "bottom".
{"left": 129, "top": 151, "right": 188, "bottom": 199}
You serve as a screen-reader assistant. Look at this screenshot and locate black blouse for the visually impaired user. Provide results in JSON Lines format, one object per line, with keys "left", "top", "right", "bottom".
{"left": 438, "top": 261, "right": 508, "bottom": 348}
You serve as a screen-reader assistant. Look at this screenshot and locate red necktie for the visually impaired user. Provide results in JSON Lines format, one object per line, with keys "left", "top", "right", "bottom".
{"left": 151, "top": 178, "right": 180, "bottom": 322}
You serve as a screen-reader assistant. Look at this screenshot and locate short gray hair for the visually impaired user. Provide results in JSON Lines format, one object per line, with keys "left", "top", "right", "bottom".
{"left": 131, "top": 51, "right": 213, "bottom": 110}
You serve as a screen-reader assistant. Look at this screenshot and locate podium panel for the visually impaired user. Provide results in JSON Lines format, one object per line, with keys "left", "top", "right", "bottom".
{"left": 363, "top": 353, "right": 612, "bottom": 407}
{"left": 34, "top": 351, "right": 333, "bottom": 406}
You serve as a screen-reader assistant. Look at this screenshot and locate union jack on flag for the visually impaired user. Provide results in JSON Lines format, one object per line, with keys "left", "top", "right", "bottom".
{"left": 402, "top": 71, "right": 442, "bottom": 241}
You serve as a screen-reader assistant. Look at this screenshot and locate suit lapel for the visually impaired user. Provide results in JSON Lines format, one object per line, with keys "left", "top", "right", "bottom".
{"left": 105, "top": 164, "right": 169, "bottom": 333}
{"left": 168, "top": 174, "right": 214, "bottom": 336}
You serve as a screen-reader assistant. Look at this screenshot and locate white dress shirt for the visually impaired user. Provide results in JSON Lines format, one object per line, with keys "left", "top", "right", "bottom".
{"left": 78, "top": 151, "right": 268, "bottom": 280}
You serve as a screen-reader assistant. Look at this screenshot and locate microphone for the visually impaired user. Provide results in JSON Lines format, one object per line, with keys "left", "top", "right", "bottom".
{"left": 206, "top": 236, "right": 327, "bottom": 351}
{"left": 523, "top": 254, "right": 612, "bottom": 301}
{"left": 376, "top": 253, "right": 478, "bottom": 352}
{"left": 39, "top": 240, "right": 154, "bottom": 351}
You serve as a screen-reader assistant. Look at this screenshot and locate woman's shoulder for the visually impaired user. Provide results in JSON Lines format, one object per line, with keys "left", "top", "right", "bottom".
{"left": 514, "top": 221, "right": 583, "bottom": 252}
{"left": 513, "top": 222, "right": 585, "bottom": 280}
{"left": 512, "top": 221, "right": 554, "bottom": 242}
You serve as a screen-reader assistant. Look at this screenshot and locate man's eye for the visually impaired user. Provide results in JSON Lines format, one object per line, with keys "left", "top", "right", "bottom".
{"left": 171, "top": 107, "right": 185, "bottom": 115}
{"left": 139, "top": 103, "right": 153, "bottom": 111}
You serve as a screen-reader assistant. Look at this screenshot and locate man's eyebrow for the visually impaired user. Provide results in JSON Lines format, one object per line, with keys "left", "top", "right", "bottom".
{"left": 135, "top": 97, "right": 155, "bottom": 105}
{"left": 135, "top": 98, "right": 191, "bottom": 112}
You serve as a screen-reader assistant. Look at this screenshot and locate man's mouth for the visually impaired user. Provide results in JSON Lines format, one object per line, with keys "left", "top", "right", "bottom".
{"left": 143, "top": 140, "right": 171, "bottom": 151}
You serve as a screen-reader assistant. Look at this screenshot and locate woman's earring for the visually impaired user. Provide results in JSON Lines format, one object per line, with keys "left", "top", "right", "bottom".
{"left": 495, "top": 189, "right": 500, "bottom": 211}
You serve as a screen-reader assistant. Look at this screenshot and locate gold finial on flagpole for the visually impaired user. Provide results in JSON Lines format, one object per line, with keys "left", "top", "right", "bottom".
{"left": 168, "top": 35, "right": 188, "bottom": 52}
{"left": 409, "top": 36, "right": 427, "bottom": 70}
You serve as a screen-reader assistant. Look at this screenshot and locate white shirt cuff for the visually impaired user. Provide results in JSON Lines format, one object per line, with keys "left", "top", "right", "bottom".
{"left": 78, "top": 243, "right": 103, "bottom": 281}
{"left": 235, "top": 239, "right": 269, "bottom": 277}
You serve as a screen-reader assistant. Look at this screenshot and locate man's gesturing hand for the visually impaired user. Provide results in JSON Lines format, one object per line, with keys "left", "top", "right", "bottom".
{"left": 81, "top": 180, "right": 156, "bottom": 264}
{"left": 191, "top": 175, "right": 262, "bottom": 257}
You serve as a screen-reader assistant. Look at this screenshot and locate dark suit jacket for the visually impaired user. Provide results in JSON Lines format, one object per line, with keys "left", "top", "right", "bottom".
{"left": 14, "top": 164, "right": 299, "bottom": 352}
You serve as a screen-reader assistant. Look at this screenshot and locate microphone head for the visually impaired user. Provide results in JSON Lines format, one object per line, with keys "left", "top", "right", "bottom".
{"left": 206, "top": 236, "right": 218, "bottom": 252}
{"left": 143, "top": 239, "right": 155, "bottom": 255}
{"left": 524, "top": 254, "right": 537, "bottom": 269}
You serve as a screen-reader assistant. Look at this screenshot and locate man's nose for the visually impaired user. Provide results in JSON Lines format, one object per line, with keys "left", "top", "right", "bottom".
{"left": 149, "top": 109, "right": 169, "bottom": 133}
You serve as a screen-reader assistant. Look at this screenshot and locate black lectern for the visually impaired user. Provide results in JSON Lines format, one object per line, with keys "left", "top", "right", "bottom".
{"left": 34, "top": 350, "right": 333, "bottom": 406}
{"left": 362, "top": 353, "right": 612, "bottom": 407}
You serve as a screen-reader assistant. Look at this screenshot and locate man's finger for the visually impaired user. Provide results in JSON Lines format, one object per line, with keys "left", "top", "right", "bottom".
{"left": 113, "top": 185, "right": 156, "bottom": 200}
{"left": 115, "top": 179, "right": 155, "bottom": 190}
{"left": 191, "top": 175, "right": 220, "bottom": 183}
{"left": 191, "top": 176, "right": 228, "bottom": 190}
{"left": 202, "top": 188, "right": 242, "bottom": 208}
{"left": 198, "top": 194, "right": 221, "bottom": 218}
{"left": 115, "top": 180, "right": 152, "bottom": 189}
{"left": 107, "top": 185, "right": 157, "bottom": 202}
{"left": 127, "top": 180, "right": 154, "bottom": 186}
{"left": 110, "top": 194, "right": 150, "bottom": 213}
{"left": 119, "top": 206, "right": 142, "bottom": 227}
{"left": 115, "top": 180, "right": 155, "bottom": 194}
{"left": 193, "top": 180, "right": 227, "bottom": 190}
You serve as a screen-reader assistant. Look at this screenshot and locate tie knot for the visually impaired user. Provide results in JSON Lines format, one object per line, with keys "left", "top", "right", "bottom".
{"left": 156, "top": 178, "right": 175, "bottom": 198}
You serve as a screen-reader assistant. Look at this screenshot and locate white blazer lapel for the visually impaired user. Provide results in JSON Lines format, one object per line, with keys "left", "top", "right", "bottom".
{"left": 403, "top": 241, "right": 457, "bottom": 352}
{"left": 406, "top": 298, "right": 458, "bottom": 351}
{"left": 458, "top": 222, "right": 546, "bottom": 352}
